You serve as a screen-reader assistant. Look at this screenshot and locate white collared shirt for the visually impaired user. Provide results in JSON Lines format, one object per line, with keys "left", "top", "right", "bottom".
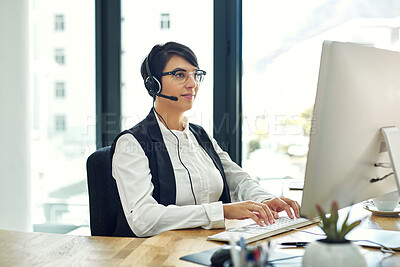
{"left": 112, "top": 112, "right": 274, "bottom": 237}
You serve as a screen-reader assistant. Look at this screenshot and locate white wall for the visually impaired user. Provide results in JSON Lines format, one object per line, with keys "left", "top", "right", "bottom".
{"left": 0, "top": 0, "right": 31, "bottom": 231}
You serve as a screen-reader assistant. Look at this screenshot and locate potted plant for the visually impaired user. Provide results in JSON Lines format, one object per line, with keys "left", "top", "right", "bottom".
{"left": 303, "top": 201, "right": 366, "bottom": 267}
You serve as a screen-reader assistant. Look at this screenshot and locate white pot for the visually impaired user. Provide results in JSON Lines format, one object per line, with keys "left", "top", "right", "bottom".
{"left": 303, "top": 239, "right": 366, "bottom": 267}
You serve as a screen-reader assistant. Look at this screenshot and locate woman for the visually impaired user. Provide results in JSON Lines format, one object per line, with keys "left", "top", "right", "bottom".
{"left": 111, "top": 42, "right": 300, "bottom": 237}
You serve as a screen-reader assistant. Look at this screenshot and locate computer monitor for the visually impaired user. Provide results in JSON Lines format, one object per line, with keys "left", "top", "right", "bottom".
{"left": 301, "top": 41, "right": 400, "bottom": 218}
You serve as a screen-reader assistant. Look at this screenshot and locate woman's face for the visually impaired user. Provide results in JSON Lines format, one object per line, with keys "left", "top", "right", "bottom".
{"left": 157, "top": 55, "right": 200, "bottom": 113}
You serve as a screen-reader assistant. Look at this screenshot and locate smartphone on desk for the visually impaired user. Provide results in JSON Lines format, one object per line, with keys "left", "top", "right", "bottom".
{"left": 288, "top": 181, "right": 304, "bottom": 191}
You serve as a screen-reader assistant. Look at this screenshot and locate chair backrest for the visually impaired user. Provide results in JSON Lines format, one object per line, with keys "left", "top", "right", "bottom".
{"left": 86, "top": 146, "right": 121, "bottom": 236}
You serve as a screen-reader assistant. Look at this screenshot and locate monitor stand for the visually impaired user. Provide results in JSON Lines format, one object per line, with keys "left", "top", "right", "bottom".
{"left": 381, "top": 127, "right": 400, "bottom": 196}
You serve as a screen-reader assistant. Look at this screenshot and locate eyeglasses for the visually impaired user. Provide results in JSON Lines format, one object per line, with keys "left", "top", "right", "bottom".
{"left": 161, "top": 69, "right": 207, "bottom": 84}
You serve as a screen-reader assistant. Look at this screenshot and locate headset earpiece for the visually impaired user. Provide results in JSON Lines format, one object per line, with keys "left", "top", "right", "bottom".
{"left": 145, "top": 76, "right": 161, "bottom": 96}
{"left": 144, "top": 57, "right": 161, "bottom": 96}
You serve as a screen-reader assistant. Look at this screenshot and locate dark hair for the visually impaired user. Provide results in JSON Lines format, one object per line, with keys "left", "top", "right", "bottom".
{"left": 140, "top": 42, "right": 199, "bottom": 83}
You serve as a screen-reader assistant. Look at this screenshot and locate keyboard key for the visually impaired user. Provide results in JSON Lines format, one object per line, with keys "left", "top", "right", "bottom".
{"left": 207, "top": 216, "right": 316, "bottom": 243}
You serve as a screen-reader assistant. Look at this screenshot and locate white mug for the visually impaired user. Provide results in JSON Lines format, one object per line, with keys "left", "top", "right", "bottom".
{"left": 372, "top": 190, "right": 400, "bottom": 211}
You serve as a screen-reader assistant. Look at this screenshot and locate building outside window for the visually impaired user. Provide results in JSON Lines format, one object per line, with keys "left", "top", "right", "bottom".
{"left": 54, "top": 48, "right": 65, "bottom": 65}
{"left": 160, "top": 13, "right": 170, "bottom": 29}
{"left": 242, "top": 0, "right": 400, "bottom": 196}
{"left": 55, "top": 82, "right": 65, "bottom": 98}
{"left": 55, "top": 14, "right": 64, "bottom": 31}
{"left": 55, "top": 115, "right": 66, "bottom": 131}
{"left": 30, "top": 0, "right": 95, "bottom": 235}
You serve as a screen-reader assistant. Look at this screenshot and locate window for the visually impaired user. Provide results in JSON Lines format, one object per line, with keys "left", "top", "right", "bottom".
{"left": 30, "top": 1, "right": 95, "bottom": 234}
{"left": 54, "top": 14, "right": 64, "bottom": 31}
{"left": 55, "top": 82, "right": 65, "bottom": 98}
{"left": 55, "top": 115, "right": 66, "bottom": 131}
{"left": 242, "top": 0, "right": 400, "bottom": 196}
{"left": 160, "top": 13, "right": 170, "bottom": 29}
{"left": 121, "top": 1, "right": 213, "bottom": 134}
{"left": 54, "top": 48, "right": 65, "bottom": 65}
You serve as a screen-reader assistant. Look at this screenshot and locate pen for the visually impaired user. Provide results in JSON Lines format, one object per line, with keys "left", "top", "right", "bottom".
{"left": 239, "top": 237, "right": 246, "bottom": 266}
{"left": 229, "top": 235, "right": 239, "bottom": 267}
{"left": 279, "top": 242, "right": 309, "bottom": 247}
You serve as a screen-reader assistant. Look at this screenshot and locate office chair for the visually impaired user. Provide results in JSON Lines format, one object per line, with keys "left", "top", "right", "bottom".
{"left": 86, "top": 146, "right": 121, "bottom": 236}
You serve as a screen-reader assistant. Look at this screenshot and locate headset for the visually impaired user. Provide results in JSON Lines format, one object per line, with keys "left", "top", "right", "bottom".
{"left": 144, "top": 56, "right": 178, "bottom": 101}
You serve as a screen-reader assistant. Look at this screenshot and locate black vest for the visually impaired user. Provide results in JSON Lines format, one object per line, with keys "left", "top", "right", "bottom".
{"left": 110, "top": 108, "right": 231, "bottom": 237}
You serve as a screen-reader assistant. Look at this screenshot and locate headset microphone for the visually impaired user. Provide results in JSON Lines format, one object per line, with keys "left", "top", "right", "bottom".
{"left": 154, "top": 92, "right": 178, "bottom": 101}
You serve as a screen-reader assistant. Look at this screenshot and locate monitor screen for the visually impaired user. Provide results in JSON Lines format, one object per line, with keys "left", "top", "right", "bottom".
{"left": 301, "top": 41, "right": 400, "bottom": 218}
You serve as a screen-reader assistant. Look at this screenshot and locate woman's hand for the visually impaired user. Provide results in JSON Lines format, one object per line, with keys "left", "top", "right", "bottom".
{"left": 262, "top": 196, "right": 301, "bottom": 219}
{"left": 223, "top": 201, "right": 276, "bottom": 227}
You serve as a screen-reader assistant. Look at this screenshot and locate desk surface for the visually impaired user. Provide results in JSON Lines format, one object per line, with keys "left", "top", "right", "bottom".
{"left": 1, "top": 203, "right": 400, "bottom": 266}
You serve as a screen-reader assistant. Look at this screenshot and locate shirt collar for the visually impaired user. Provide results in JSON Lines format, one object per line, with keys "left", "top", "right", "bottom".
{"left": 153, "top": 110, "right": 190, "bottom": 135}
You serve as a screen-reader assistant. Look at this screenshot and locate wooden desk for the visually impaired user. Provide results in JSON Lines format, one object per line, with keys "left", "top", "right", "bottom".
{"left": 1, "top": 204, "right": 399, "bottom": 266}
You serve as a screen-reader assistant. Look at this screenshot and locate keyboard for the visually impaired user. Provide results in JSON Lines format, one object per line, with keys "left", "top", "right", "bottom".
{"left": 207, "top": 216, "right": 317, "bottom": 244}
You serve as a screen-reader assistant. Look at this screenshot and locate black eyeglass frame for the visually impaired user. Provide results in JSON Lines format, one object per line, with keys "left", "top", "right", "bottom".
{"left": 161, "top": 69, "right": 207, "bottom": 83}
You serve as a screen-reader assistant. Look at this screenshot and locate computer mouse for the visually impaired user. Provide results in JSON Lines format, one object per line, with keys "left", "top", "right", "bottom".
{"left": 210, "top": 245, "right": 240, "bottom": 267}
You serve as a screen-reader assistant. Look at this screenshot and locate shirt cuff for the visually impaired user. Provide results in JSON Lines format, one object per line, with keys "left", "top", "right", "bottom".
{"left": 201, "top": 201, "right": 225, "bottom": 229}
{"left": 254, "top": 194, "right": 275, "bottom": 203}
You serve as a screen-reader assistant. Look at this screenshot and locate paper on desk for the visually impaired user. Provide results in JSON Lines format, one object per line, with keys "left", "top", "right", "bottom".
{"left": 346, "top": 228, "right": 400, "bottom": 251}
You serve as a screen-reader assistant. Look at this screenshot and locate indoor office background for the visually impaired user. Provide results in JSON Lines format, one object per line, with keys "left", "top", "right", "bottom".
{"left": 1, "top": 0, "right": 399, "bottom": 234}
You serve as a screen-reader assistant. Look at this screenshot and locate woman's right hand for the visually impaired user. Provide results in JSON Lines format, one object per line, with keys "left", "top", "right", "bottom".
{"left": 223, "top": 201, "right": 276, "bottom": 227}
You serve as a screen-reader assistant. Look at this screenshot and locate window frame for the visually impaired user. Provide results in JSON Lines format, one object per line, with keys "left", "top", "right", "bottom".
{"left": 54, "top": 14, "right": 65, "bottom": 31}
{"left": 160, "top": 13, "right": 170, "bottom": 30}
{"left": 55, "top": 115, "right": 66, "bottom": 131}
{"left": 55, "top": 81, "right": 65, "bottom": 98}
{"left": 55, "top": 48, "right": 65, "bottom": 65}
{"left": 213, "top": 0, "right": 242, "bottom": 165}
{"left": 95, "top": 0, "right": 121, "bottom": 148}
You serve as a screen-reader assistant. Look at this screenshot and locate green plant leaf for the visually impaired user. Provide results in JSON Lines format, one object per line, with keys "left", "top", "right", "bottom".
{"left": 340, "top": 220, "right": 361, "bottom": 240}
{"left": 316, "top": 204, "right": 329, "bottom": 228}
{"left": 340, "top": 209, "right": 351, "bottom": 233}
{"left": 315, "top": 201, "right": 363, "bottom": 242}
{"left": 330, "top": 201, "right": 339, "bottom": 232}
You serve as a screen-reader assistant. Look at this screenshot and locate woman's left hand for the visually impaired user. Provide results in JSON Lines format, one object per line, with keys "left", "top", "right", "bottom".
{"left": 262, "top": 196, "right": 301, "bottom": 219}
